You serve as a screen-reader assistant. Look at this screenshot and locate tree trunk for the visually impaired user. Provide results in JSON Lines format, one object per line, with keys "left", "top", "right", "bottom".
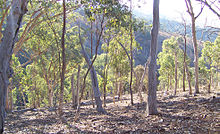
{"left": 208, "top": 68, "right": 212, "bottom": 93}
{"left": 58, "top": 0, "right": 66, "bottom": 116}
{"left": 185, "top": 64, "right": 192, "bottom": 95}
{"left": 71, "top": 73, "right": 75, "bottom": 107}
{"left": 76, "top": 65, "right": 80, "bottom": 107}
{"left": 174, "top": 49, "right": 178, "bottom": 96}
{"left": 192, "top": 18, "right": 199, "bottom": 94}
{"left": 129, "top": 0, "right": 134, "bottom": 106}
{"left": 80, "top": 35, "right": 105, "bottom": 113}
{"left": 0, "top": 0, "right": 28, "bottom": 132}
{"left": 185, "top": 0, "right": 200, "bottom": 94}
{"left": 183, "top": 34, "right": 187, "bottom": 92}
{"left": 146, "top": 0, "right": 159, "bottom": 115}
{"left": 46, "top": 78, "right": 53, "bottom": 108}
{"left": 103, "top": 54, "right": 108, "bottom": 107}
{"left": 138, "top": 61, "right": 148, "bottom": 103}
{"left": 167, "top": 75, "right": 170, "bottom": 91}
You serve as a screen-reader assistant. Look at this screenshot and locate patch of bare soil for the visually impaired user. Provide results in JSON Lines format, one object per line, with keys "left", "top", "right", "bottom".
{"left": 4, "top": 89, "right": 220, "bottom": 134}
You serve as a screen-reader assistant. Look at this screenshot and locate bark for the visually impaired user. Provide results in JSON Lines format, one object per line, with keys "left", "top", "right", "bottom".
{"left": 146, "top": 0, "right": 159, "bottom": 115}
{"left": 77, "top": 25, "right": 105, "bottom": 113}
{"left": 183, "top": 29, "right": 187, "bottom": 92}
{"left": 129, "top": 0, "right": 134, "bottom": 106}
{"left": 76, "top": 65, "right": 80, "bottom": 107}
{"left": 116, "top": 40, "right": 139, "bottom": 101}
{"left": 192, "top": 17, "right": 200, "bottom": 94}
{"left": 167, "top": 75, "right": 170, "bottom": 91}
{"left": 174, "top": 49, "right": 178, "bottom": 96}
{"left": 58, "top": 0, "right": 66, "bottom": 116}
{"left": 86, "top": 54, "right": 104, "bottom": 112}
{"left": 185, "top": 0, "right": 201, "bottom": 94}
{"left": 208, "top": 67, "right": 212, "bottom": 93}
{"left": 0, "top": 0, "right": 28, "bottom": 132}
{"left": 185, "top": 64, "right": 192, "bottom": 95}
{"left": 71, "top": 73, "right": 75, "bottom": 107}
{"left": 103, "top": 49, "right": 108, "bottom": 107}
{"left": 46, "top": 77, "right": 53, "bottom": 108}
{"left": 138, "top": 61, "right": 149, "bottom": 103}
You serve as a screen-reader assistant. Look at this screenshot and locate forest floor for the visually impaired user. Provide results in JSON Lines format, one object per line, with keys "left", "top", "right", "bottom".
{"left": 4, "top": 88, "right": 220, "bottom": 134}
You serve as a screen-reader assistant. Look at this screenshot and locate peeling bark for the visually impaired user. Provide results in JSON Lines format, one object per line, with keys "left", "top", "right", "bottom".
{"left": 0, "top": 0, "right": 28, "bottom": 132}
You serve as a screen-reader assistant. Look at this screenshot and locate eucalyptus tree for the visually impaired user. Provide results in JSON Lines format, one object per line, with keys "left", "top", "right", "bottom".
{"left": 106, "top": 28, "right": 138, "bottom": 102}
{"left": 199, "top": 36, "right": 220, "bottom": 92}
{"left": 185, "top": 0, "right": 205, "bottom": 94}
{"left": 146, "top": 0, "right": 159, "bottom": 115}
{"left": 158, "top": 51, "right": 175, "bottom": 92}
{"left": 213, "top": 36, "right": 220, "bottom": 87}
{"left": 200, "top": 41, "right": 214, "bottom": 93}
{"left": 76, "top": 0, "right": 130, "bottom": 113}
{"left": 0, "top": 0, "right": 28, "bottom": 132}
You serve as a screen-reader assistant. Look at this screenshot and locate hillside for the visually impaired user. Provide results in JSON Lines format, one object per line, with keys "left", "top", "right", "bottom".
{"left": 4, "top": 89, "right": 220, "bottom": 133}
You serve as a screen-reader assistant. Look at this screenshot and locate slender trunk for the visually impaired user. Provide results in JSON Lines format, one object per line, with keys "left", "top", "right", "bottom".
{"left": 58, "top": 0, "right": 66, "bottom": 116}
{"left": 91, "top": 21, "right": 93, "bottom": 58}
{"left": 217, "top": 66, "right": 219, "bottom": 87}
{"left": 103, "top": 52, "right": 108, "bottom": 107}
{"left": 138, "top": 61, "right": 148, "bottom": 103}
{"left": 5, "top": 86, "right": 9, "bottom": 112}
{"left": 146, "top": 0, "right": 159, "bottom": 115}
{"left": 185, "top": 64, "right": 192, "bottom": 95}
{"left": 46, "top": 79, "right": 53, "bottom": 108}
{"left": 9, "top": 87, "right": 13, "bottom": 112}
{"left": 0, "top": 0, "right": 28, "bottom": 132}
{"left": 208, "top": 67, "right": 212, "bottom": 93}
{"left": 103, "top": 72, "right": 107, "bottom": 107}
{"left": 169, "top": 76, "right": 172, "bottom": 91}
{"left": 78, "top": 29, "right": 104, "bottom": 113}
{"left": 192, "top": 18, "right": 199, "bottom": 94}
{"left": 76, "top": 65, "right": 80, "bottom": 107}
{"left": 183, "top": 34, "right": 187, "bottom": 92}
{"left": 22, "top": 91, "right": 26, "bottom": 108}
{"left": 118, "top": 72, "right": 122, "bottom": 102}
{"left": 113, "top": 73, "right": 117, "bottom": 104}
{"left": 174, "top": 49, "right": 178, "bottom": 96}
{"left": 167, "top": 75, "right": 169, "bottom": 91}
{"left": 91, "top": 88, "right": 95, "bottom": 108}
{"left": 129, "top": 0, "right": 134, "bottom": 106}
{"left": 185, "top": 0, "right": 200, "bottom": 94}
{"left": 183, "top": 65, "right": 186, "bottom": 90}
{"left": 71, "top": 73, "right": 75, "bottom": 107}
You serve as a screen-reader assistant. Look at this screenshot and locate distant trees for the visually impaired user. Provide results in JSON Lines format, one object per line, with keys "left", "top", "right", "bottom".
{"left": 158, "top": 37, "right": 187, "bottom": 95}
{"left": 199, "top": 36, "right": 220, "bottom": 92}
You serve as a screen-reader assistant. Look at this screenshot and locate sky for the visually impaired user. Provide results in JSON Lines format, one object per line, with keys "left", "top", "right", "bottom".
{"left": 130, "top": 0, "right": 220, "bottom": 28}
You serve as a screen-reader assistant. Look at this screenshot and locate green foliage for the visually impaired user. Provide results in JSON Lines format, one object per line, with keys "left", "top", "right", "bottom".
{"left": 157, "top": 36, "right": 188, "bottom": 90}
{"left": 199, "top": 36, "right": 220, "bottom": 86}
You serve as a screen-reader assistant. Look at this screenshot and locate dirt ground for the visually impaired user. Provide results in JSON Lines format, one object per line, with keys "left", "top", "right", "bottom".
{"left": 4, "top": 89, "right": 220, "bottom": 134}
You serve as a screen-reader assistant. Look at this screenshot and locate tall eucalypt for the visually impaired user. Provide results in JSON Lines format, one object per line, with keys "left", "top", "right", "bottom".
{"left": 0, "top": 0, "right": 28, "bottom": 133}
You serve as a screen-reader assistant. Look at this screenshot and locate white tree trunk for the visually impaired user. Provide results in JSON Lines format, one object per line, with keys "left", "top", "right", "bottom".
{"left": 0, "top": 0, "right": 28, "bottom": 132}
{"left": 80, "top": 40, "right": 105, "bottom": 113}
{"left": 146, "top": 0, "right": 159, "bottom": 115}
